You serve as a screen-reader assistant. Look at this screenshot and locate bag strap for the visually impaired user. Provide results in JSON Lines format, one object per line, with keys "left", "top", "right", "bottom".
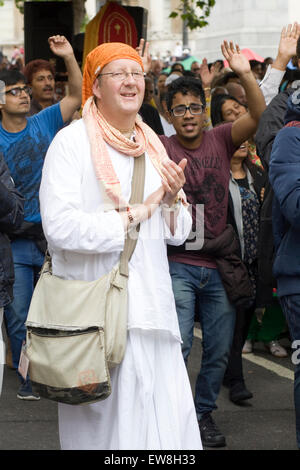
{"left": 119, "top": 153, "right": 145, "bottom": 277}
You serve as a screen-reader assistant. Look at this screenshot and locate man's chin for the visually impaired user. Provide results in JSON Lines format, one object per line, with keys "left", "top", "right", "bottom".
{"left": 180, "top": 132, "right": 200, "bottom": 141}
{"left": 41, "top": 93, "right": 54, "bottom": 100}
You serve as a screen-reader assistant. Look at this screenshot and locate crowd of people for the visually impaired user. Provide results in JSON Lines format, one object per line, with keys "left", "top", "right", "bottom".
{"left": 0, "top": 21, "right": 300, "bottom": 451}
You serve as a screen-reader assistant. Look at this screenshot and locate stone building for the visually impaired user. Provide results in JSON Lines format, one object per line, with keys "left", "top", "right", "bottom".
{"left": 0, "top": 0, "right": 23, "bottom": 57}
{"left": 121, "top": 0, "right": 300, "bottom": 62}
{"left": 1, "top": 0, "right": 300, "bottom": 62}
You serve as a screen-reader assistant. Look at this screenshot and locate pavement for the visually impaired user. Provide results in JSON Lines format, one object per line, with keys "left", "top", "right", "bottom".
{"left": 0, "top": 330, "right": 298, "bottom": 451}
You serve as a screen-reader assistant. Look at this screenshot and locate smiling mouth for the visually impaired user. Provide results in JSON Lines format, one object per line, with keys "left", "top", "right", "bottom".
{"left": 121, "top": 92, "right": 136, "bottom": 98}
{"left": 183, "top": 123, "right": 196, "bottom": 130}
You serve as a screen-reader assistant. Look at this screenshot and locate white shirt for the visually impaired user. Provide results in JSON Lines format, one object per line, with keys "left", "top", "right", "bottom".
{"left": 39, "top": 119, "right": 192, "bottom": 341}
{"left": 260, "top": 64, "right": 285, "bottom": 105}
{"left": 160, "top": 114, "right": 176, "bottom": 137}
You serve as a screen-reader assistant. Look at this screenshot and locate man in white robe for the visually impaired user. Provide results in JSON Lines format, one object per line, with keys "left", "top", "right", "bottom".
{"left": 39, "top": 41, "right": 202, "bottom": 450}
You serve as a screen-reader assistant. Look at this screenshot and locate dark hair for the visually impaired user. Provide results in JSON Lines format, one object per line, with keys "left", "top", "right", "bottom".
{"left": 0, "top": 69, "right": 26, "bottom": 87}
{"left": 159, "top": 91, "right": 167, "bottom": 105}
{"left": 212, "top": 59, "right": 224, "bottom": 71}
{"left": 183, "top": 70, "right": 199, "bottom": 79}
{"left": 211, "top": 93, "right": 245, "bottom": 127}
{"left": 297, "top": 37, "right": 300, "bottom": 60}
{"left": 171, "top": 62, "right": 184, "bottom": 73}
{"left": 23, "top": 59, "right": 55, "bottom": 84}
{"left": 222, "top": 71, "right": 239, "bottom": 85}
{"left": 166, "top": 76, "right": 206, "bottom": 112}
{"left": 249, "top": 60, "right": 262, "bottom": 69}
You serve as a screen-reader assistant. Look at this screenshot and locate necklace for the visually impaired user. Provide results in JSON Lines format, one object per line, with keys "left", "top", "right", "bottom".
{"left": 118, "top": 126, "right": 135, "bottom": 138}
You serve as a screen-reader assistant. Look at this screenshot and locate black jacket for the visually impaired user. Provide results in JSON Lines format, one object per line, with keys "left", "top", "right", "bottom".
{"left": 168, "top": 225, "right": 253, "bottom": 308}
{"left": 254, "top": 88, "right": 293, "bottom": 306}
{"left": 0, "top": 154, "right": 24, "bottom": 307}
{"left": 227, "top": 159, "right": 266, "bottom": 235}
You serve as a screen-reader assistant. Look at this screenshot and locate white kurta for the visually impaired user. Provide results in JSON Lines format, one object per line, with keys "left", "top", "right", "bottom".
{"left": 39, "top": 119, "right": 202, "bottom": 450}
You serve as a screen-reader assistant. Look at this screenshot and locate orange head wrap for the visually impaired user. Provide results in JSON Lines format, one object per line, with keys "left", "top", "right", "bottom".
{"left": 82, "top": 42, "right": 144, "bottom": 106}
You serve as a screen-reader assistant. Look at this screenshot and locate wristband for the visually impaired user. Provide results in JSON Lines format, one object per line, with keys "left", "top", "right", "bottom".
{"left": 127, "top": 208, "right": 135, "bottom": 225}
{"left": 116, "top": 205, "right": 135, "bottom": 225}
{"left": 116, "top": 205, "right": 129, "bottom": 212}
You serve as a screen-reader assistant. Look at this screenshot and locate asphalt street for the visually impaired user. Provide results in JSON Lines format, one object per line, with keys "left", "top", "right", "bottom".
{"left": 0, "top": 331, "right": 298, "bottom": 451}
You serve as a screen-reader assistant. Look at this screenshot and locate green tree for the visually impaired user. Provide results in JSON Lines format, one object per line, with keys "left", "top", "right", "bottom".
{"left": 170, "top": 0, "right": 216, "bottom": 30}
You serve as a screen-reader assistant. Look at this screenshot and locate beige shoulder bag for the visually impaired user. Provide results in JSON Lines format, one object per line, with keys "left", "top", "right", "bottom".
{"left": 25, "top": 153, "right": 145, "bottom": 405}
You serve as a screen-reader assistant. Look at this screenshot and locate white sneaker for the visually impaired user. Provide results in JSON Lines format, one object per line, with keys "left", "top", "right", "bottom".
{"left": 265, "top": 341, "right": 288, "bottom": 358}
{"left": 242, "top": 339, "right": 253, "bottom": 354}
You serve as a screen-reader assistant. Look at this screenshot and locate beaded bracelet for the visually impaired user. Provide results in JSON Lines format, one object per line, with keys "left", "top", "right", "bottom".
{"left": 161, "top": 198, "right": 181, "bottom": 213}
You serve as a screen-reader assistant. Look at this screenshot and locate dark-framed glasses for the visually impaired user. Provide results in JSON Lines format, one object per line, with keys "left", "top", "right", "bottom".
{"left": 171, "top": 104, "right": 204, "bottom": 117}
{"left": 97, "top": 71, "right": 146, "bottom": 82}
{"left": 5, "top": 86, "right": 32, "bottom": 97}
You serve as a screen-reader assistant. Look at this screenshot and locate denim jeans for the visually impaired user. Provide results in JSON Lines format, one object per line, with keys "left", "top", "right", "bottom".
{"left": 4, "top": 239, "right": 44, "bottom": 378}
{"left": 169, "top": 262, "right": 236, "bottom": 420}
{"left": 0, "top": 307, "right": 4, "bottom": 395}
{"left": 279, "top": 294, "right": 300, "bottom": 449}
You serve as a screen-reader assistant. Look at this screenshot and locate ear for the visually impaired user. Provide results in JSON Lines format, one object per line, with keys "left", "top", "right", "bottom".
{"left": 0, "top": 83, "right": 5, "bottom": 110}
{"left": 92, "top": 78, "right": 102, "bottom": 100}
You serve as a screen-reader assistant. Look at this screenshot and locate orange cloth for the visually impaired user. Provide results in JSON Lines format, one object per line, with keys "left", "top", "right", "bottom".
{"left": 82, "top": 42, "right": 144, "bottom": 106}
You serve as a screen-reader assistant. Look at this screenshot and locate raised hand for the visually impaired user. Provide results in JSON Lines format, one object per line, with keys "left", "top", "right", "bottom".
{"left": 221, "top": 41, "right": 251, "bottom": 76}
{"left": 278, "top": 22, "right": 300, "bottom": 62}
{"left": 48, "top": 35, "right": 74, "bottom": 58}
{"left": 136, "top": 38, "right": 151, "bottom": 74}
{"left": 160, "top": 158, "right": 187, "bottom": 206}
{"left": 199, "top": 58, "right": 216, "bottom": 88}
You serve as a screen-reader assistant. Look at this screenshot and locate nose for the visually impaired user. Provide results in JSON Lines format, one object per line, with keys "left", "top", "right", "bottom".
{"left": 124, "top": 73, "right": 136, "bottom": 84}
{"left": 184, "top": 106, "right": 193, "bottom": 117}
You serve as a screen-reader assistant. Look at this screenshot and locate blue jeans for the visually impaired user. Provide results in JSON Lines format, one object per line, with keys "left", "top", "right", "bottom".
{"left": 279, "top": 294, "right": 300, "bottom": 449}
{"left": 169, "top": 262, "right": 236, "bottom": 420}
{"left": 4, "top": 239, "right": 45, "bottom": 377}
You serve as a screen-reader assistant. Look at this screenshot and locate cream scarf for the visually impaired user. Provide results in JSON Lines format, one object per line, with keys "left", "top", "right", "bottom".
{"left": 82, "top": 96, "right": 172, "bottom": 208}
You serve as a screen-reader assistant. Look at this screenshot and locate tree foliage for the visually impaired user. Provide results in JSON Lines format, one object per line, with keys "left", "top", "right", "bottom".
{"left": 170, "top": 0, "right": 216, "bottom": 30}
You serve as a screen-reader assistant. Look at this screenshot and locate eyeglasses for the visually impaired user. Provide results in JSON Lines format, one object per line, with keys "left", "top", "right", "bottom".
{"left": 5, "top": 86, "right": 32, "bottom": 97}
{"left": 171, "top": 104, "right": 204, "bottom": 117}
{"left": 97, "top": 72, "right": 146, "bottom": 82}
